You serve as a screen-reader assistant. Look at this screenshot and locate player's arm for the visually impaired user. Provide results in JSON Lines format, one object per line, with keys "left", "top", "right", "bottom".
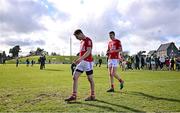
{"left": 72, "top": 53, "right": 80, "bottom": 63}
{"left": 106, "top": 44, "right": 110, "bottom": 54}
{"left": 106, "top": 49, "right": 110, "bottom": 54}
{"left": 110, "top": 48, "right": 122, "bottom": 53}
{"left": 74, "top": 47, "right": 92, "bottom": 64}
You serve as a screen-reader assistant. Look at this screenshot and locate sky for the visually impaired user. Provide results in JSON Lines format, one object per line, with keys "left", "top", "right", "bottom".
{"left": 0, "top": 0, "right": 180, "bottom": 56}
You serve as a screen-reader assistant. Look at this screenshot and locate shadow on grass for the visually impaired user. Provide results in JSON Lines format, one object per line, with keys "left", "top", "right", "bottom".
{"left": 67, "top": 99, "right": 143, "bottom": 112}
{"left": 44, "top": 69, "right": 64, "bottom": 72}
{"left": 129, "top": 91, "right": 180, "bottom": 103}
{"left": 67, "top": 101, "right": 118, "bottom": 112}
{"left": 96, "top": 100, "right": 143, "bottom": 112}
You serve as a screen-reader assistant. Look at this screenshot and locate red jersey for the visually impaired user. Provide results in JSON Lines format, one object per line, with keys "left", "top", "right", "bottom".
{"left": 79, "top": 37, "right": 93, "bottom": 62}
{"left": 108, "top": 39, "right": 122, "bottom": 59}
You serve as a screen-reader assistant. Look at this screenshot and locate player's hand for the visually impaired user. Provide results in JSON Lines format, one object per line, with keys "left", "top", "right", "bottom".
{"left": 109, "top": 50, "right": 118, "bottom": 53}
{"left": 72, "top": 58, "right": 79, "bottom": 64}
{"left": 107, "top": 50, "right": 113, "bottom": 53}
{"left": 107, "top": 50, "right": 111, "bottom": 54}
{"left": 74, "top": 58, "right": 82, "bottom": 64}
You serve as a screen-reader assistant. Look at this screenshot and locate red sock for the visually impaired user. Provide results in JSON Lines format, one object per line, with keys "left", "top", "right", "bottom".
{"left": 72, "top": 91, "right": 77, "bottom": 97}
{"left": 119, "top": 79, "right": 123, "bottom": 83}
{"left": 91, "top": 91, "right": 95, "bottom": 96}
{"left": 111, "top": 84, "right": 114, "bottom": 89}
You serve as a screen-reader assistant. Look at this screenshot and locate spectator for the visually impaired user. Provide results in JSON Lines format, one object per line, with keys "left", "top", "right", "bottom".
{"left": 135, "top": 55, "right": 140, "bottom": 70}
{"left": 146, "top": 57, "right": 150, "bottom": 70}
{"left": 151, "top": 56, "right": 156, "bottom": 71}
{"left": 26, "top": 59, "right": 30, "bottom": 67}
{"left": 127, "top": 56, "right": 133, "bottom": 70}
{"left": 159, "top": 56, "right": 165, "bottom": 70}
{"left": 170, "top": 58, "right": 175, "bottom": 71}
{"left": 31, "top": 60, "right": 34, "bottom": 67}
{"left": 16, "top": 58, "right": 19, "bottom": 67}
{"left": 141, "top": 57, "right": 145, "bottom": 69}
{"left": 155, "top": 57, "right": 159, "bottom": 70}
{"left": 98, "top": 58, "right": 102, "bottom": 67}
{"left": 121, "top": 59, "right": 127, "bottom": 71}
{"left": 40, "top": 55, "right": 46, "bottom": 70}
{"left": 165, "top": 57, "right": 170, "bottom": 70}
{"left": 176, "top": 56, "right": 180, "bottom": 71}
{"left": 131, "top": 56, "right": 134, "bottom": 69}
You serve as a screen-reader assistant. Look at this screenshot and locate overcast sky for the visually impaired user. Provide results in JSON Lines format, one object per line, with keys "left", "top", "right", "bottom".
{"left": 0, "top": 0, "right": 180, "bottom": 56}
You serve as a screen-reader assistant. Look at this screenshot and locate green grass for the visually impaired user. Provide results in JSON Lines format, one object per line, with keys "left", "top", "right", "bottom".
{"left": 0, "top": 64, "right": 180, "bottom": 112}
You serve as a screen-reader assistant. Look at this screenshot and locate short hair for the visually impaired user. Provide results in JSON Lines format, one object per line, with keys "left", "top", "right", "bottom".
{"left": 74, "top": 29, "right": 83, "bottom": 35}
{"left": 109, "top": 31, "right": 115, "bottom": 35}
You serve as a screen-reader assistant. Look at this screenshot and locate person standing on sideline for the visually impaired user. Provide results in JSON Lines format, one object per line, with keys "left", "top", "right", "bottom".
{"left": 39, "top": 55, "right": 46, "bottom": 70}
{"left": 65, "top": 29, "right": 95, "bottom": 101}
{"left": 135, "top": 55, "right": 140, "bottom": 70}
{"left": 26, "top": 59, "right": 30, "bottom": 67}
{"left": 98, "top": 56, "right": 102, "bottom": 67}
{"left": 16, "top": 58, "right": 19, "bottom": 67}
{"left": 31, "top": 60, "right": 34, "bottom": 67}
{"left": 141, "top": 56, "right": 145, "bottom": 69}
{"left": 170, "top": 58, "right": 175, "bottom": 71}
{"left": 159, "top": 56, "right": 165, "bottom": 70}
{"left": 106, "top": 31, "right": 124, "bottom": 92}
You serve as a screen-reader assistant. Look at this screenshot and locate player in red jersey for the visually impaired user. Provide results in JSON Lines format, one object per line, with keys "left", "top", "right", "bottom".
{"left": 65, "top": 29, "right": 95, "bottom": 101}
{"left": 106, "top": 31, "right": 124, "bottom": 92}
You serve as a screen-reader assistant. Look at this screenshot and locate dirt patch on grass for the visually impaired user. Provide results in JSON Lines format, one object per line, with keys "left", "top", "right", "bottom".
{"left": 23, "top": 92, "right": 61, "bottom": 105}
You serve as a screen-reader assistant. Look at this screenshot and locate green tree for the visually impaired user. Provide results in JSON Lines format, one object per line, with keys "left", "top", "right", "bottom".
{"left": 35, "top": 47, "right": 44, "bottom": 55}
{"left": 9, "top": 45, "right": 21, "bottom": 58}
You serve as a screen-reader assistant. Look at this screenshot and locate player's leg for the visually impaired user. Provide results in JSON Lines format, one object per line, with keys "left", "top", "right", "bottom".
{"left": 87, "top": 74, "right": 95, "bottom": 95}
{"left": 65, "top": 70, "right": 82, "bottom": 101}
{"left": 112, "top": 59, "right": 124, "bottom": 90}
{"left": 107, "top": 66, "right": 115, "bottom": 92}
{"left": 113, "top": 67, "right": 124, "bottom": 90}
{"left": 72, "top": 71, "right": 82, "bottom": 96}
{"left": 40, "top": 63, "right": 42, "bottom": 69}
{"left": 85, "top": 71, "right": 96, "bottom": 101}
{"left": 84, "top": 62, "right": 96, "bottom": 101}
{"left": 65, "top": 62, "right": 83, "bottom": 101}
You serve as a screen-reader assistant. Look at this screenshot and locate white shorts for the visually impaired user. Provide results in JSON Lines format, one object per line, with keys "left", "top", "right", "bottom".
{"left": 108, "top": 59, "right": 119, "bottom": 68}
{"left": 75, "top": 60, "right": 93, "bottom": 74}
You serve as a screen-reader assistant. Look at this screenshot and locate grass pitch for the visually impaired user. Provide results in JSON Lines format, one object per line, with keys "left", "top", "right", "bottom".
{"left": 0, "top": 64, "right": 180, "bottom": 112}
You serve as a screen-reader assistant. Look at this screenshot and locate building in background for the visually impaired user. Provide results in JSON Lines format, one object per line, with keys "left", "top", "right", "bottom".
{"left": 156, "top": 42, "right": 178, "bottom": 58}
